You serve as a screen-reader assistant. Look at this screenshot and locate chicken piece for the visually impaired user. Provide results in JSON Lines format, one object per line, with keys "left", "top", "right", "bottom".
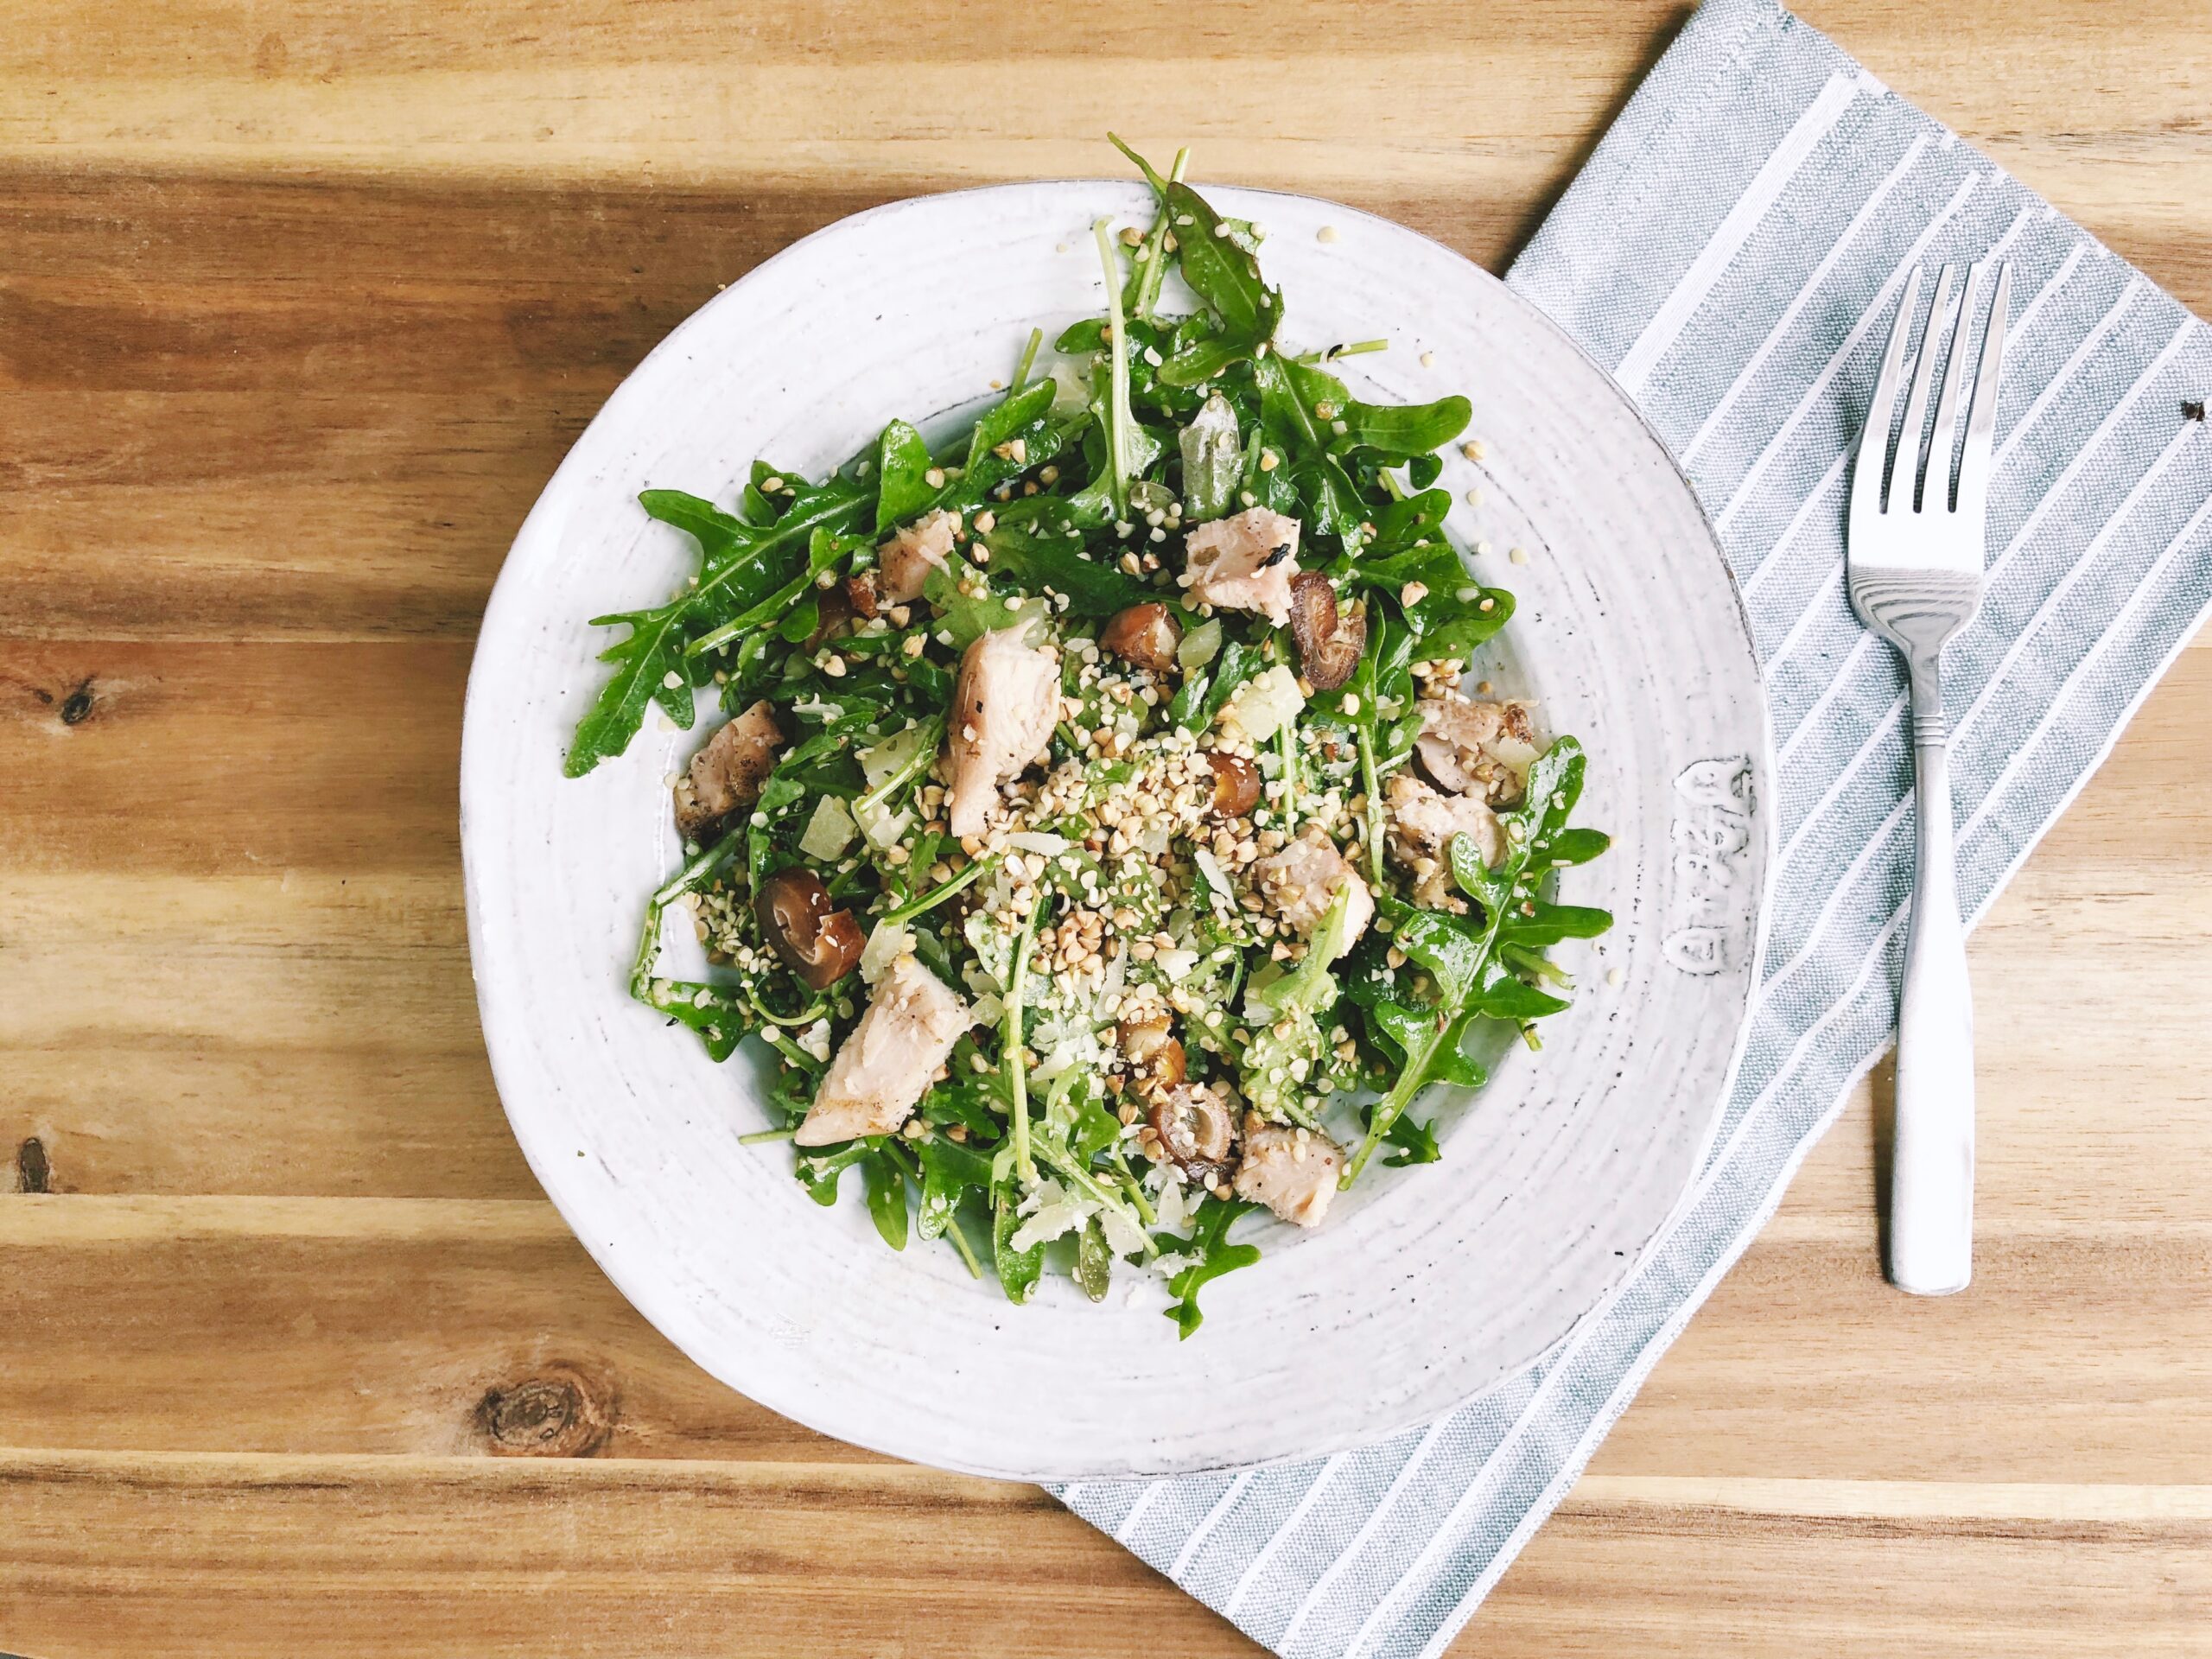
{"left": 877, "top": 508, "right": 961, "bottom": 603}
{"left": 1385, "top": 773, "right": 1503, "bottom": 907}
{"left": 1182, "top": 506, "right": 1301, "bottom": 626}
{"left": 794, "top": 954, "right": 970, "bottom": 1147}
{"left": 1414, "top": 696, "right": 1540, "bottom": 804}
{"left": 672, "top": 700, "right": 783, "bottom": 844}
{"left": 944, "top": 627, "right": 1059, "bottom": 837}
{"left": 1250, "top": 824, "right": 1374, "bottom": 943}
{"left": 1233, "top": 1116, "right": 1343, "bottom": 1228}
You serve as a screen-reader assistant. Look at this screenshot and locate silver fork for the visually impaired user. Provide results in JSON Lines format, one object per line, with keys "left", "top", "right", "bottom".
{"left": 1847, "top": 259, "right": 2012, "bottom": 1297}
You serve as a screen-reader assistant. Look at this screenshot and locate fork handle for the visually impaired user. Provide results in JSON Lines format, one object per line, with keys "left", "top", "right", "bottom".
{"left": 1889, "top": 675, "right": 1976, "bottom": 1296}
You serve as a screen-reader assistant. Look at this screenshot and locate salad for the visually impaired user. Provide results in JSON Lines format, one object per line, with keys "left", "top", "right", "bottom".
{"left": 564, "top": 139, "right": 1612, "bottom": 1335}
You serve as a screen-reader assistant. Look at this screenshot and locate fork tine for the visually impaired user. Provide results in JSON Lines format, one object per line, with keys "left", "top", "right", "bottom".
{"left": 1851, "top": 265, "right": 1923, "bottom": 539}
{"left": 1925, "top": 263, "right": 1981, "bottom": 512}
{"left": 1953, "top": 259, "right": 2013, "bottom": 517}
{"left": 1896, "top": 264, "right": 1956, "bottom": 512}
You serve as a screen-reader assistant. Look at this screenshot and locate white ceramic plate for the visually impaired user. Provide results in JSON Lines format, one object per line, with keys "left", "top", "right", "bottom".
{"left": 462, "top": 181, "right": 1771, "bottom": 1482}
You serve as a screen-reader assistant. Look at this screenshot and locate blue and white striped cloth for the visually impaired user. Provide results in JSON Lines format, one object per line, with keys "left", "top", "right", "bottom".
{"left": 1054, "top": 1, "right": 2212, "bottom": 1652}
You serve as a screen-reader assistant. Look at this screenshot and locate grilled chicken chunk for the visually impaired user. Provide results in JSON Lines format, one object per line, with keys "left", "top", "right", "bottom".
{"left": 672, "top": 700, "right": 784, "bottom": 845}
{"left": 1251, "top": 824, "right": 1374, "bottom": 943}
{"left": 944, "top": 627, "right": 1059, "bottom": 837}
{"left": 1385, "top": 772, "right": 1503, "bottom": 907}
{"left": 1233, "top": 1117, "right": 1343, "bottom": 1227}
{"left": 1182, "top": 506, "right": 1301, "bottom": 626}
{"left": 794, "top": 953, "right": 971, "bottom": 1147}
{"left": 1414, "top": 696, "right": 1539, "bottom": 804}
{"left": 878, "top": 508, "right": 961, "bottom": 604}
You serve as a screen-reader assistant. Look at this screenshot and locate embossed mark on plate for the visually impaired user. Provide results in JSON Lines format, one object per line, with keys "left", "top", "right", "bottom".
{"left": 1665, "top": 757, "right": 1754, "bottom": 976}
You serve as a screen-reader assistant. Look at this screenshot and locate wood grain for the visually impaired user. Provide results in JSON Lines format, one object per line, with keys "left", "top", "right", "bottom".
{"left": 1, "top": 1, "right": 2208, "bottom": 1654}
{"left": 2, "top": 1452, "right": 2208, "bottom": 1658}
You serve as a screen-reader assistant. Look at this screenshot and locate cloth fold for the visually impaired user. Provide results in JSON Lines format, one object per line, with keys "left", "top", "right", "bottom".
{"left": 1056, "top": 2, "right": 2212, "bottom": 1653}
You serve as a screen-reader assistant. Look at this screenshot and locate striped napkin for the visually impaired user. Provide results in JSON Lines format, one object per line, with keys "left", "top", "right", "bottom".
{"left": 1053, "top": 0, "right": 2212, "bottom": 1652}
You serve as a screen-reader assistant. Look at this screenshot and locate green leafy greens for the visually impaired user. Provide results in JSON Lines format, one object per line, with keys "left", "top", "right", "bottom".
{"left": 562, "top": 136, "right": 1613, "bottom": 1329}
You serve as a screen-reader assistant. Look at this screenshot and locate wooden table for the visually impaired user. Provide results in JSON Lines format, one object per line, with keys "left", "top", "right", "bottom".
{"left": 3, "top": 3, "right": 2208, "bottom": 1652}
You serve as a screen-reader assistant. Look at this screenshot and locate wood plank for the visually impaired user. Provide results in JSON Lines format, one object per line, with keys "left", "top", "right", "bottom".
{"left": 0, "top": 1197, "right": 830, "bottom": 1463}
{"left": 0, "top": 640, "right": 464, "bottom": 872}
{"left": 0, "top": 1449, "right": 1251, "bottom": 1658}
{"left": 3, "top": 1187, "right": 2209, "bottom": 1482}
{"left": 4, "top": 2, "right": 2208, "bottom": 197}
{"left": 2, "top": 1450, "right": 2207, "bottom": 1658}
{"left": 1484, "top": 1476, "right": 2212, "bottom": 1656}
{"left": 0, "top": 175, "right": 875, "bottom": 641}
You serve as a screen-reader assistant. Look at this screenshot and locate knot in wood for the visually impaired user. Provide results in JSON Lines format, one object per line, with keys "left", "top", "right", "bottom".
{"left": 58, "top": 679, "right": 95, "bottom": 726}
{"left": 474, "top": 1365, "right": 614, "bottom": 1458}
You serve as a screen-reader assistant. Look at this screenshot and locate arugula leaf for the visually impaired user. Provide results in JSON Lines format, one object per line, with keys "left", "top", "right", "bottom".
{"left": 1357, "top": 990, "right": 1434, "bottom": 1065}
{"left": 913, "top": 1134, "right": 994, "bottom": 1245}
{"left": 1496, "top": 902, "right": 1614, "bottom": 947}
{"left": 747, "top": 771, "right": 813, "bottom": 889}
{"left": 920, "top": 565, "right": 1049, "bottom": 651}
{"left": 1157, "top": 330, "right": 1257, "bottom": 392}
{"left": 1248, "top": 354, "right": 1370, "bottom": 549}
{"left": 1178, "top": 393, "right": 1243, "bottom": 522}
{"left": 982, "top": 524, "right": 1154, "bottom": 615}
{"left": 1253, "top": 352, "right": 1322, "bottom": 452}
{"left": 1115, "top": 143, "right": 1281, "bottom": 388}
{"left": 1350, "top": 990, "right": 1477, "bottom": 1087}
{"left": 1056, "top": 317, "right": 1109, "bottom": 354}
{"left": 696, "top": 477, "right": 873, "bottom": 613}
{"left": 1294, "top": 454, "right": 1367, "bottom": 542}
{"left": 688, "top": 524, "right": 856, "bottom": 658}
{"left": 1344, "top": 734, "right": 1611, "bottom": 1184}
{"left": 1282, "top": 358, "right": 1351, "bottom": 415}
{"left": 566, "top": 601, "right": 696, "bottom": 777}
{"left": 1373, "top": 1105, "right": 1442, "bottom": 1166}
{"left": 1466, "top": 961, "right": 1572, "bottom": 1021}
{"left": 1160, "top": 183, "right": 1278, "bottom": 346}
{"left": 874, "top": 420, "right": 936, "bottom": 531}
{"left": 1329, "top": 395, "right": 1471, "bottom": 460}
{"left": 992, "top": 1181, "right": 1046, "bottom": 1305}
{"left": 567, "top": 480, "right": 871, "bottom": 775}
{"left": 634, "top": 978, "right": 751, "bottom": 1063}
{"left": 1162, "top": 1197, "right": 1262, "bottom": 1339}
{"left": 1545, "top": 827, "right": 1614, "bottom": 867}
{"left": 798, "top": 1140, "right": 874, "bottom": 1207}
{"left": 950, "top": 379, "right": 1062, "bottom": 506}
{"left": 1368, "top": 487, "right": 1452, "bottom": 552}
{"left": 1192, "top": 638, "right": 1267, "bottom": 730}
{"left": 863, "top": 1149, "right": 910, "bottom": 1251}
{"left": 1351, "top": 542, "right": 1516, "bottom": 657}
{"left": 1377, "top": 899, "right": 1486, "bottom": 1002}
{"left": 1076, "top": 1215, "right": 1115, "bottom": 1303}
{"left": 1065, "top": 401, "right": 1166, "bottom": 527}
{"left": 625, "top": 820, "right": 745, "bottom": 984}
{"left": 1421, "top": 589, "right": 1517, "bottom": 659}
{"left": 639, "top": 489, "right": 752, "bottom": 572}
